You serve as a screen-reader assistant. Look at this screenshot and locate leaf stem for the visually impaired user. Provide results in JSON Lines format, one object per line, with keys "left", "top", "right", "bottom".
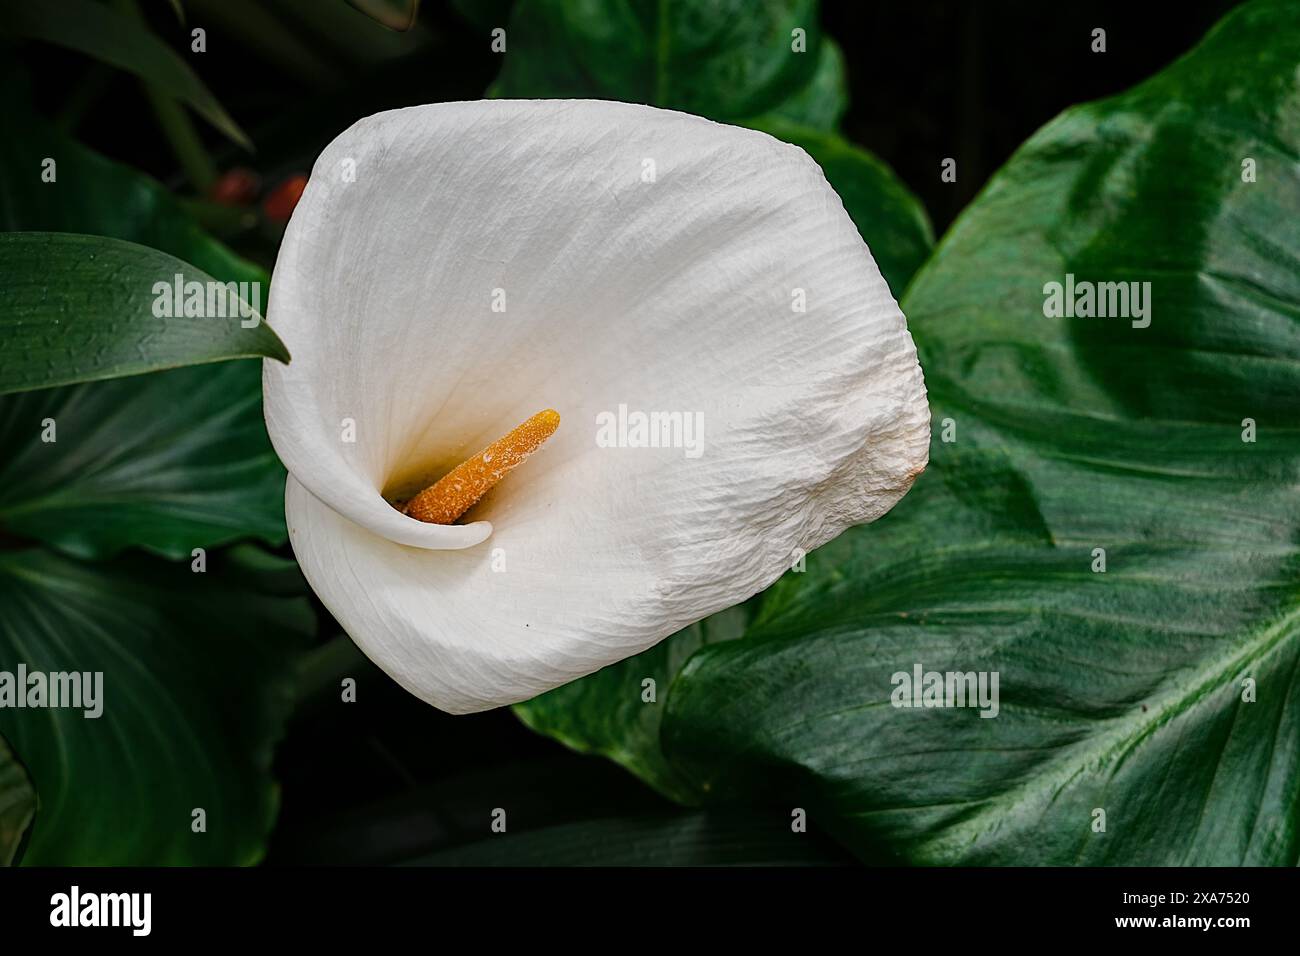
{"left": 113, "top": 0, "right": 217, "bottom": 192}
{"left": 142, "top": 83, "right": 218, "bottom": 192}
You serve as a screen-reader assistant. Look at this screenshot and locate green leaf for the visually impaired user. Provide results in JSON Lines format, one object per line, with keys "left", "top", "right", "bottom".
{"left": 491, "top": 0, "right": 828, "bottom": 125}
{"left": 0, "top": 548, "right": 312, "bottom": 864}
{"left": 0, "top": 87, "right": 289, "bottom": 559}
{"left": 756, "top": 35, "right": 846, "bottom": 132}
{"left": 404, "top": 809, "right": 849, "bottom": 866}
{"left": 657, "top": 0, "right": 1300, "bottom": 865}
{"left": 0, "top": 0, "right": 249, "bottom": 149}
{"left": 0, "top": 232, "right": 287, "bottom": 395}
{"left": 0, "top": 734, "right": 36, "bottom": 866}
{"left": 0, "top": 82, "right": 260, "bottom": 284}
{"left": 0, "top": 361, "right": 287, "bottom": 560}
{"left": 744, "top": 116, "right": 933, "bottom": 297}
{"left": 514, "top": 601, "right": 757, "bottom": 803}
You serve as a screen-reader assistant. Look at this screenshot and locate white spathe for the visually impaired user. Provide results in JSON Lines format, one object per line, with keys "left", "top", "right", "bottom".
{"left": 264, "top": 99, "right": 930, "bottom": 714}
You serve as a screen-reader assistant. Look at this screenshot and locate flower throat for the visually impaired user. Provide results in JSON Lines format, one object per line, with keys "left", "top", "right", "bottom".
{"left": 400, "top": 409, "right": 560, "bottom": 524}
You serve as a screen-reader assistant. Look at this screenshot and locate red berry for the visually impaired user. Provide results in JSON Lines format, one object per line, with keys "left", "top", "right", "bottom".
{"left": 208, "top": 167, "right": 261, "bottom": 205}
{"left": 263, "top": 174, "right": 309, "bottom": 223}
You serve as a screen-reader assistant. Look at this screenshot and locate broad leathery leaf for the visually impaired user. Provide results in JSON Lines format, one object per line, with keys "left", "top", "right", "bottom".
{"left": 0, "top": 232, "right": 287, "bottom": 395}
{"left": 755, "top": 35, "right": 847, "bottom": 132}
{"left": 491, "top": 0, "right": 827, "bottom": 125}
{"left": 514, "top": 601, "right": 756, "bottom": 804}
{"left": 0, "top": 361, "right": 287, "bottom": 560}
{"left": 0, "top": 548, "right": 312, "bottom": 865}
{"left": 0, "top": 86, "right": 288, "bottom": 559}
{"left": 661, "top": 0, "right": 1300, "bottom": 865}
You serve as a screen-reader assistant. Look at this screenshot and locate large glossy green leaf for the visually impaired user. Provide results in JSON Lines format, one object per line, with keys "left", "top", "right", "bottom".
{"left": 0, "top": 0, "right": 250, "bottom": 148}
{"left": 0, "top": 548, "right": 312, "bottom": 864}
{"left": 0, "top": 90, "right": 288, "bottom": 559}
{"left": 491, "top": 0, "right": 828, "bottom": 125}
{"left": 0, "top": 361, "right": 287, "bottom": 560}
{"left": 0, "top": 232, "right": 287, "bottom": 395}
{"left": 405, "top": 809, "right": 848, "bottom": 866}
{"left": 758, "top": 34, "right": 846, "bottom": 132}
{"left": 0, "top": 734, "right": 36, "bottom": 866}
{"left": 655, "top": 0, "right": 1300, "bottom": 865}
{"left": 0, "top": 58, "right": 301, "bottom": 872}
{"left": 515, "top": 601, "right": 756, "bottom": 804}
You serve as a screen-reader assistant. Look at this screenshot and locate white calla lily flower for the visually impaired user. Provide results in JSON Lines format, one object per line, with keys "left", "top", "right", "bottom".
{"left": 263, "top": 99, "right": 929, "bottom": 714}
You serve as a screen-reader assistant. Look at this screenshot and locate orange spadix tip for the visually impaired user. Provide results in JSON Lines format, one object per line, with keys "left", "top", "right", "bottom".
{"left": 402, "top": 409, "right": 560, "bottom": 525}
